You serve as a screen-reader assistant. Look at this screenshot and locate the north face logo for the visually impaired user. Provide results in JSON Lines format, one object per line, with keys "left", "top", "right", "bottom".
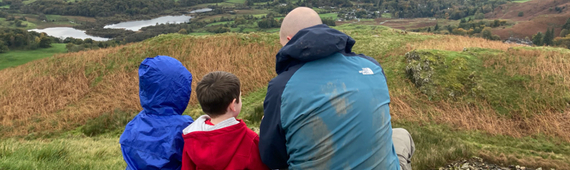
{"left": 359, "top": 68, "right": 374, "bottom": 75}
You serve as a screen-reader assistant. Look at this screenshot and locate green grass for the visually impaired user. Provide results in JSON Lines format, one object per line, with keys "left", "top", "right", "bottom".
{"left": 191, "top": 2, "right": 234, "bottom": 8}
{"left": 206, "top": 21, "right": 232, "bottom": 26}
{"left": 0, "top": 18, "right": 37, "bottom": 29}
{"left": 264, "top": 28, "right": 280, "bottom": 33}
{"left": 394, "top": 121, "right": 570, "bottom": 169}
{"left": 1, "top": 87, "right": 567, "bottom": 170}
{"left": 188, "top": 32, "right": 214, "bottom": 36}
{"left": 319, "top": 13, "right": 338, "bottom": 20}
{"left": 226, "top": 0, "right": 245, "bottom": 4}
{"left": 0, "top": 137, "right": 125, "bottom": 169}
{"left": 242, "top": 28, "right": 257, "bottom": 33}
{"left": 381, "top": 13, "right": 392, "bottom": 18}
{"left": 312, "top": 7, "right": 328, "bottom": 13}
{"left": 0, "top": 5, "right": 9, "bottom": 8}
{"left": 22, "top": 0, "right": 36, "bottom": 5}
{"left": 0, "top": 44, "right": 67, "bottom": 70}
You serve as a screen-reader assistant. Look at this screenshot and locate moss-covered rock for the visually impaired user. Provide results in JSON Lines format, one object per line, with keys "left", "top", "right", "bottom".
{"left": 404, "top": 48, "right": 570, "bottom": 117}
{"left": 405, "top": 50, "right": 482, "bottom": 101}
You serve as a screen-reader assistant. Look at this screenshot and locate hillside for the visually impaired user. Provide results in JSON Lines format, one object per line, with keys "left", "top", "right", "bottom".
{"left": 1, "top": 25, "right": 569, "bottom": 169}
{"left": 486, "top": 0, "right": 570, "bottom": 39}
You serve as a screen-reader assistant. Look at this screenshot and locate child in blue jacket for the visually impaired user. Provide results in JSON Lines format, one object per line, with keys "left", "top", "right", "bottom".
{"left": 120, "top": 56, "right": 194, "bottom": 170}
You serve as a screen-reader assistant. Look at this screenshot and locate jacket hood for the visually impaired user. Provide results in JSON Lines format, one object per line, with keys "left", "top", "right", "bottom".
{"left": 138, "top": 55, "right": 192, "bottom": 116}
{"left": 183, "top": 119, "right": 252, "bottom": 169}
{"left": 275, "top": 24, "right": 356, "bottom": 74}
{"left": 182, "top": 115, "right": 239, "bottom": 135}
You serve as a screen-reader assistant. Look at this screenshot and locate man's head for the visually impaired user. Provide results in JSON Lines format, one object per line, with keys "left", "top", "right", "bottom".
{"left": 196, "top": 71, "right": 242, "bottom": 118}
{"left": 279, "top": 7, "right": 323, "bottom": 46}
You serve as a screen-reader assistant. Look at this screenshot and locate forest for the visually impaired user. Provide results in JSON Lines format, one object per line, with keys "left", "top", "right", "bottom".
{"left": 19, "top": 0, "right": 180, "bottom": 17}
{"left": 0, "top": 28, "right": 53, "bottom": 53}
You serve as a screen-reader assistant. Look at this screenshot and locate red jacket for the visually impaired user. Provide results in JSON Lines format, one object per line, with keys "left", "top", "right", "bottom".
{"left": 181, "top": 119, "right": 269, "bottom": 170}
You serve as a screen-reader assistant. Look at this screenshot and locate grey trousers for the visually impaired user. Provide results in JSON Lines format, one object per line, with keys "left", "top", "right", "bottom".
{"left": 392, "top": 128, "right": 415, "bottom": 170}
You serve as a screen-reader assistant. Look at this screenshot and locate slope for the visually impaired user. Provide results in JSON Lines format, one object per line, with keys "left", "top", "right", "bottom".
{"left": 0, "top": 24, "right": 569, "bottom": 169}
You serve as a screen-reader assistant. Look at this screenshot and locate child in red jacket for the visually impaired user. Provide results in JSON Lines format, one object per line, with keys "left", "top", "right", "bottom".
{"left": 181, "top": 71, "right": 269, "bottom": 170}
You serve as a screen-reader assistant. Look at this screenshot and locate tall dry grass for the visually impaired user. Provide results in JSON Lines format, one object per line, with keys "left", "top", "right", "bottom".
{"left": 408, "top": 35, "right": 522, "bottom": 51}
{"left": 0, "top": 34, "right": 280, "bottom": 137}
{"left": 389, "top": 37, "right": 570, "bottom": 142}
{"left": 1, "top": 30, "right": 569, "bottom": 145}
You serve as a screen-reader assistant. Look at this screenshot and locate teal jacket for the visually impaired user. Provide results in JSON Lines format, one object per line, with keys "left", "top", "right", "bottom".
{"left": 259, "top": 24, "right": 400, "bottom": 169}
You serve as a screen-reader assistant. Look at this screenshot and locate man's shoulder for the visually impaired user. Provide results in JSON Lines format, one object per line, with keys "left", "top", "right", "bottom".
{"left": 340, "top": 52, "right": 381, "bottom": 66}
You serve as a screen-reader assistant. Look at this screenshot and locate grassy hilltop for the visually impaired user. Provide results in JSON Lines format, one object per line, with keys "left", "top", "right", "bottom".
{"left": 0, "top": 24, "right": 569, "bottom": 169}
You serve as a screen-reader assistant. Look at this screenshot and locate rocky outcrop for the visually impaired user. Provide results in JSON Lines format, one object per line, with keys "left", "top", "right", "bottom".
{"left": 440, "top": 156, "right": 554, "bottom": 170}
{"left": 405, "top": 50, "right": 482, "bottom": 101}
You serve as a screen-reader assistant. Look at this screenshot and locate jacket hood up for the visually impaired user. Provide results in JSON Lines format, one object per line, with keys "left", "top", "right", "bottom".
{"left": 275, "top": 24, "right": 356, "bottom": 74}
{"left": 138, "top": 55, "right": 192, "bottom": 115}
{"left": 120, "top": 55, "right": 194, "bottom": 170}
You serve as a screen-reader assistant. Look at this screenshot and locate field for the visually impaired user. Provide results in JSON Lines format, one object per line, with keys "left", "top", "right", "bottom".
{"left": 319, "top": 13, "right": 338, "bottom": 20}
{"left": 337, "top": 18, "right": 459, "bottom": 31}
{"left": 0, "top": 18, "right": 36, "bottom": 29}
{"left": 0, "top": 14, "right": 95, "bottom": 29}
{"left": 486, "top": 0, "right": 570, "bottom": 39}
{"left": 0, "top": 25, "right": 569, "bottom": 169}
{"left": 0, "top": 44, "right": 67, "bottom": 70}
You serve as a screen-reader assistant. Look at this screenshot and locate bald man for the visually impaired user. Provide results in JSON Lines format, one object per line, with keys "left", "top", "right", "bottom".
{"left": 259, "top": 7, "right": 415, "bottom": 170}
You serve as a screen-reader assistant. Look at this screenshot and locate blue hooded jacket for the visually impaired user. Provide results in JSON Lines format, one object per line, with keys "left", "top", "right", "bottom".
{"left": 120, "top": 56, "right": 194, "bottom": 170}
{"left": 259, "top": 24, "right": 400, "bottom": 169}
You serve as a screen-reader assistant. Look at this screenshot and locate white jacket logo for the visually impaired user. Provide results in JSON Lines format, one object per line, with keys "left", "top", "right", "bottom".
{"left": 359, "top": 68, "right": 374, "bottom": 75}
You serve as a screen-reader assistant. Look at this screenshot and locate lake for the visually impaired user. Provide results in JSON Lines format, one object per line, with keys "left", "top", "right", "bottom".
{"left": 103, "top": 15, "right": 193, "bottom": 31}
{"left": 28, "top": 27, "right": 110, "bottom": 41}
{"left": 189, "top": 8, "right": 213, "bottom": 13}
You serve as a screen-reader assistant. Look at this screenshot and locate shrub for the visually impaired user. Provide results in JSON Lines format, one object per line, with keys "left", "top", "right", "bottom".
{"left": 80, "top": 109, "right": 136, "bottom": 136}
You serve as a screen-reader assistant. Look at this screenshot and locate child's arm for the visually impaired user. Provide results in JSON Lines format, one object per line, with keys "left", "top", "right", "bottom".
{"left": 250, "top": 136, "right": 270, "bottom": 170}
{"left": 181, "top": 147, "right": 196, "bottom": 169}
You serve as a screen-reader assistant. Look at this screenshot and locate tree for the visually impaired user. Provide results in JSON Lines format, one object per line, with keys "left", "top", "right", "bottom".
{"left": 0, "top": 40, "right": 9, "bottom": 53}
{"left": 481, "top": 27, "right": 493, "bottom": 40}
{"left": 434, "top": 24, "right": 439, "bottom": 31}
{"left": 6, "top": 16, "right": 15, "bottom": 21}
{"left": 561, "top": 29, "right": 569, "bottom": 38}
{"left": 39, "top": 13, "right": 47, "bottom": 21}
{"left": 322, "top": 17, "right": 336, "bottom": 26}
{"left": 39, "top": 36, "right": 51, "bottom": 48}
{"left": 14, "top": 19, "right": 24, "bottom": 27}
{"left": 84, "top": 38, "right": 94, "bottom": 44}
{"left": 563, "top": 18, "right": 570, "bottom": 30}
{"left": 244, "top": 0, "right": 254, "bottom": 6}
{"left": 518, "top": 12, "right": 524, "bottom": 17}
{"left": 39, "top": 33, "right": 51, "bottom": 48}
{"left": 452, "top": 28, "right": 467, "bottom": 35}
{"left": 178, "top": 28, "right": 188, "bottom": 34}
{"left": 492, "top": 20, "right": 500, "bottom": 27}
{"left": 532, "top": 32, "right": 543, "bottom": 46}
{"left": 543, "top": 28, "right": 554, "bottom": 46}
{"left": 474, "top": 12, "right": 485, "bottom": 19}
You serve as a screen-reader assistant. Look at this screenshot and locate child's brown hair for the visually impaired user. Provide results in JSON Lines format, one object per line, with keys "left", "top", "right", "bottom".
{"left": 196, "top": 71, "right": 241, "bottom": 118}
